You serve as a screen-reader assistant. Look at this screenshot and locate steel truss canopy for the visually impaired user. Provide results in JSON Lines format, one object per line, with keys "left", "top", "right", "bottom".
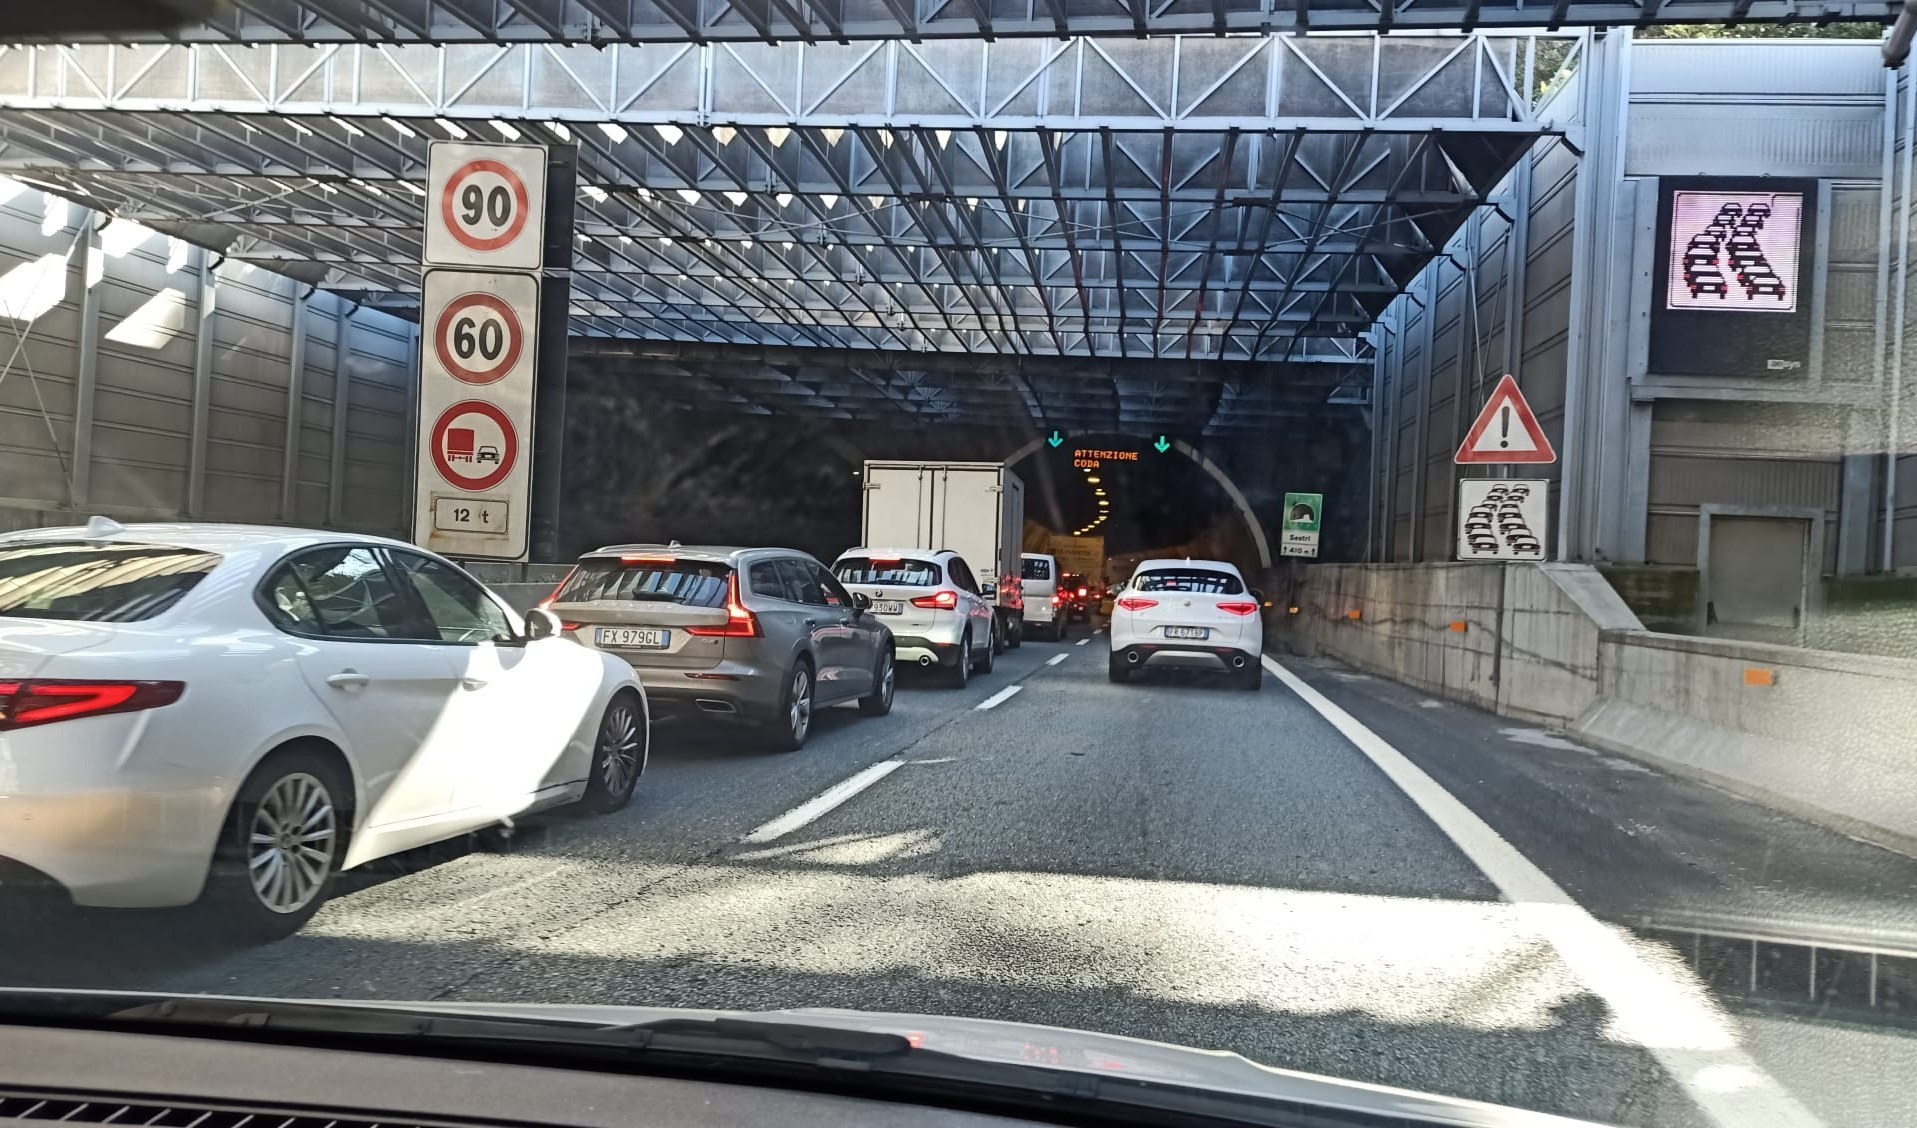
{"left": 11, "top": 0, "right": 1891, "bottom": 45}
{"left": 572, "top": 339, "right": 1374, "bottom": 428}
{"left": 0, "top": 34, "right": 1566, "bottom": 371}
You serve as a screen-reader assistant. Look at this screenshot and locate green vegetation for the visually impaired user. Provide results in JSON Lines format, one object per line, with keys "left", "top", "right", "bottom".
{"left": 1634, "top": 23, "right": 1885, "bottom": 40}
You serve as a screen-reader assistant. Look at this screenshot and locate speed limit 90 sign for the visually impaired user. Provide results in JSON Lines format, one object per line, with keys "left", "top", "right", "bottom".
{"left": 423, "top": 141, "right": 546, "bottom": 270}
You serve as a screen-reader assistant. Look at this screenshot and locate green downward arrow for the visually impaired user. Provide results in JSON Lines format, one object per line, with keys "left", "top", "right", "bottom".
{"left": 1152, "top": 435, "right": 1171, "bottom": 453}
{"left": 1046, "top": 430, "right": 1063, "bottom": 448}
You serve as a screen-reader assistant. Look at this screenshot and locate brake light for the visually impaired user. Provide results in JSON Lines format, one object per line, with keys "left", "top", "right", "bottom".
{"left": 1051, "top": 594, "right": 1063, "bottom": 605}
{"left": 561, "top": 622, "right": 582, "bottom": 632}
{"left": 911, "top": 589, "right": 959, "bottom": 610}
{"left": 0, "top": 680, "right": 185, "bottom": 731}
{"left": 541, "top": 565, "right": 577, "bottom": 608}
{"left": 1077, "top": 587, "right": 1088, "bottom": 597}
{"left": 868, "top": 557, "right": 901, "bottom": 564}
{"left": 685, "top": 574, "right": 762, "bottom": 637}
{"left": 1217, "top": 601, "right": 1260, "bottom": 616}
{"left": 1115, "top": 597, "right": 1157, "bottom": 612}
{"left": 622, "top": 555, "right": 674, "bottom": 564}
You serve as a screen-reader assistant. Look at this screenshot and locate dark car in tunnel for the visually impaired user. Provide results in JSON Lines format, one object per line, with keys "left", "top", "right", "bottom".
{"left": 546, "top": 545, "right": 896, "bottom": 751}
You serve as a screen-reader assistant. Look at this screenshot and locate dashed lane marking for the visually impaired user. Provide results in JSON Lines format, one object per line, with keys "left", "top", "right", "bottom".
{"left": 740, "top": 759, "right": 905, "bottom": 844}
{"left": 1046, "top": 654, "right": 1068, "bottom": 666}
{"left": 1075, "top": 638, "right": 1089, "bottom": 646}
{"left": 975, "top": 685, "right": 1024, "bottom": 711}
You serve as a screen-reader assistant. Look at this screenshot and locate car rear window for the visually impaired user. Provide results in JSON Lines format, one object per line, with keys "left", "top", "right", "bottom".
{"left": 834, "top": 557, "right": 941, "bottom": 587}
{"left": 1133, "top": 569, "right": 1244, "bottom": 595}
{"left": 1021, "top": 557, "right": 1052, "bottom": 581}
{"left": 553, "top": 558, "right": 730, "bottom": 608}
{"left": 0, "top": 541, "right": 220, "bottom": 621}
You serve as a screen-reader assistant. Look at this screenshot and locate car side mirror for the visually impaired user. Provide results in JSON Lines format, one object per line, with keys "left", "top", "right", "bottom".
{"left": 1250, "top": 589, "right": 1265, "bottom": 603}
{"left": 524, "top": 607, "right": 563, "bottom": 641}
{"left": 853, "top": 592, "right": 872, "bottom": 613}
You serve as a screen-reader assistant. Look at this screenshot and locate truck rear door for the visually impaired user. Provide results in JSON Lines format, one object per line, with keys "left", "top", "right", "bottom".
{"left": 862, "top": 463, "right": 935, "bottom": 549}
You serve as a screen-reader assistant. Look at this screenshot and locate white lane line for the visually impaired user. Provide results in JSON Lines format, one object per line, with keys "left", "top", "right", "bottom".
{"left": 974, "top": 685, "right": 1023, "bottom": 711}
{"left": 1075, "top": 638, "right": 1089, "bottom": 646}
{"left": 1261, "top": 654, "right": 1822, "bottom": 1128}
{"left": 740, "top": 759, "right": 905, "bottom": 844}
{"left": 1046, "top": 653, "right": 1068, "bottom": 666}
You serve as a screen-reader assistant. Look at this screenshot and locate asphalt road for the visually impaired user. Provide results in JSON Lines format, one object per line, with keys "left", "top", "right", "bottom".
{"left": 5, "top": 628, "right": 1916, "bottom": 1128}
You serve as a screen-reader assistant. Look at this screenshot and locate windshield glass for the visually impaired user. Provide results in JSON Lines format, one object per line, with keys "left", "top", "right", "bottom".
{"left": 834, "top": 557, "right": 941, "bottom": 586}
{"left": 6, "top": 17, "right": 1916, "bottom": 1128}
{"left": 1131, "top": 569, "right": 1244, "bottom": 595}
{"left": 0, "top": 542, "right": 219, "bottom": 621}
{"left": 553, "top": 559, "right": 730, "bottom": 606}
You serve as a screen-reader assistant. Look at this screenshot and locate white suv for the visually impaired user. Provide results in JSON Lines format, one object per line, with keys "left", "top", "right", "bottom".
{"left": 833, "top": 548, "right": 997, "bottom": 688}
{"left": 1108, "top": 558, "right": 1263, "bottom": 689}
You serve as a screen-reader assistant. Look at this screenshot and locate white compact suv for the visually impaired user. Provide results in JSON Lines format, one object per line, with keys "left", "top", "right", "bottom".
{"left": 833, "top": 548, "right": 996, "bottom": 688}
{"left": 1107, "top": 558, "right": 1264, "bottom": 689}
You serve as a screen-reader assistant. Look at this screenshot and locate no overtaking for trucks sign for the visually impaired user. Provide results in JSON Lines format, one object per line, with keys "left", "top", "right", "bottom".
{"left": 414, "top": 141, "right": 547, "bottom": 561}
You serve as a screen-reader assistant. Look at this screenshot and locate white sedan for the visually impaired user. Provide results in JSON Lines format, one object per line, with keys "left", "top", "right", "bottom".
{"left": 0, "top": 520, "right": 647, "bottom": 938}
{"left": 1107, "top": 559, "right": 1264, "bottom": 689}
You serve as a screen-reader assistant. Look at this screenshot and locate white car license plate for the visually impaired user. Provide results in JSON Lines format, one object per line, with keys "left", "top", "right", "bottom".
{"left": 1164, "top": 626, "right": 1209, "bottom": 640}
{"left": 872, "top": 600, "right": 905, "bottom": 615}
{"left": 596, "top": 627, "right": 670, "bottom": 649}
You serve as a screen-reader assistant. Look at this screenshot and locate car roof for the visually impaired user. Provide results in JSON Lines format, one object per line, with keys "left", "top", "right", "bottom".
{"left": 581, "top": 543, "right": 806, "bottom": 564}
{"left": 0, "top": 521, "right": 413, "bottom": 555}
{"left": 1132, "top": 558, "right": 1245, "bottom": 576}
{"left": 836, "top": 546, "right": 953, "bottom": 561}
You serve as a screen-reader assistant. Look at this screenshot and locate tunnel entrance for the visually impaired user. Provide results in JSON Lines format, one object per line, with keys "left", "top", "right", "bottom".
{"left": 1009, "top": 434, "right": 1273, "bottom": 581}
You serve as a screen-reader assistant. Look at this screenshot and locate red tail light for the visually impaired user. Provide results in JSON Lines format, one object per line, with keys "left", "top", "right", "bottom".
{"left": 561, "top": 622, "right": 582, "bottom": 632}
{"left": 541, "top": 565, "right": 577, "bottom": 608}
{"left": 1115, "top": 597, "right": 1157, "bottom": 612}
{"left": 1077, "top": 587, "right": 1088, "bottom": 597}
{"left": 1217, "top": 601, "right": 1260, "bottom": 616}
{"left": 911, "top": 589, "right": 959, "bottom": 610}
{"left": 1051, "top": 594, "right": 1063, "bottom": 605}
{"left": 686, "top": 574, "right": 762, "bottom": 637}
{"left": 0, "top": 680, "right": 185, "bottom": 731}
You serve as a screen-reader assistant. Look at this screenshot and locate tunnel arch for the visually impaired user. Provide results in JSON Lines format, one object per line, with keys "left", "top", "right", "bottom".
{"left": 1003, "top": 435, "right": 1273, "bottom": 570}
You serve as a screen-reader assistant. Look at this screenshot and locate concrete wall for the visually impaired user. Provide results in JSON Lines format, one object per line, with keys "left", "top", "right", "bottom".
{"left": 1289, "top": 558, "right": 1917, "bottom": 856}
{"left": 1579, "top": 632, "right": 1917, "bottom": 854}
{"left": 0, "top": 176, "right": 418, "bottom": 537}
{"left": 1284, "top": 560, "right": 1640, "bottom": 723}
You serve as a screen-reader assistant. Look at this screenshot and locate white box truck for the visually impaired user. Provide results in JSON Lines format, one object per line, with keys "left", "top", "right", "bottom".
{"left": 861, "top": 460, "right": 1027, "bottom": 647}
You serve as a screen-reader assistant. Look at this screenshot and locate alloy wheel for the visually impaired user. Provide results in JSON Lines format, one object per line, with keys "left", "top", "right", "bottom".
{"left": 599, "top": 698, "right": 644, "bottom": 796}
{"left": 790, "top": 666, "right": 814, "bottom": 743}
{"left": 247, "top": 772, "right": 338, "bottom": 915}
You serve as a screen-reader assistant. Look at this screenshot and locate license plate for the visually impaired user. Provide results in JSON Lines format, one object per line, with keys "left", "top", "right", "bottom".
{"left": 595, "top": 627, "right": 670, "bottom": 649}
{"left": 872, "top": 600, "right": 905, "bottom": 615}
{"left": 1164, "top": 626, "right": 1209, "bottom": 640}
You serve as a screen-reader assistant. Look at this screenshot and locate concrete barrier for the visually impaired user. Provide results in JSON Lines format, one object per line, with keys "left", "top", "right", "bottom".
{"left": 1284, "top": 562, "right": 1640, "bottom": 724}
{"left": 1577, "top": 633, "right": 1917, "bottom": 855}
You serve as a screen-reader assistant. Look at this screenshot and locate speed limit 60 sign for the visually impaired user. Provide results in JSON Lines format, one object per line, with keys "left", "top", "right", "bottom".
{"left": 423, "top": 141, "right": 547, "bottom": 271}
{"left": 413, "top": 269, "right": 539, "bottom": 560}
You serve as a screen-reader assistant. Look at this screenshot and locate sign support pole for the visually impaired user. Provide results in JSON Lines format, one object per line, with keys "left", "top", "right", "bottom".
{"left": 530, "top": 145, "right": 576, "bottom": 565}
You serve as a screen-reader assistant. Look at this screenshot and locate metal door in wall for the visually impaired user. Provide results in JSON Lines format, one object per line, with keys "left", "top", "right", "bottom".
{"left": 1702, "top": 514, "right": 1812, "bottom": 645}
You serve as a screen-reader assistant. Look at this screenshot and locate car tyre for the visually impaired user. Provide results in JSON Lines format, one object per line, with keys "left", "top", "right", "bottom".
{"left": 768, "top": 660, "right": 816, "bottom": 751}
{"left": 203, "top": 746, "right": 350, "bottom": 942}
{"left": 974, "top": 626, "right": 997, "bottom": 674}
{"left": 582, "top": 691, "right": 648, "bottom": 812}
{"left": 859, "top": 649, "right": 896, "bottom": 717}
{"left": 1108, "top": 652, "right": 1129, "bottom": 684}
{"left": 945, "top": 635, "right": 972, "bottom": 688}
{"left": 1007, "top": 616, "right": 1023, "bottom": 649}
{"left": 1239, "top": 662, "right": 1263, "bottom": 691}
{"left": 990, "top": 614, "right": 1006, "bottom": 655}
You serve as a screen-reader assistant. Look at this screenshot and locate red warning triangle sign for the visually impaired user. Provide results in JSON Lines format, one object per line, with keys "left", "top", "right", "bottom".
{"left": 1455, "top": 374, "right": 1556, "bottom": 464}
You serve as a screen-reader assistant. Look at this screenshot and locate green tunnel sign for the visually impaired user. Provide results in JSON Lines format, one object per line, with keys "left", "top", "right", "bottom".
{"left": 1281, "top": 492, "right": 1322, "bottom": 558}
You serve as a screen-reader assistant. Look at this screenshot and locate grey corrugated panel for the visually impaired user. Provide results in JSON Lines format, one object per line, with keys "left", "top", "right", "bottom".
{"left": 1652, "top": 401, "right": 1849, "bottom": 455}
{"left": 1826, "top": 265, "right": 1879, "bottom": 323}
{"left": 1647, "top": 511, "right": 1700, "bottom": 566}
{"left": 1631, "top": 42, "right": 1885, "bottom": 100}
{"left": 87, "top": 461, "right": 185, "bottom": 514}
{"left": 1829, "top": 187, "right": 1884, "bottom": 257}
{"left": 1826, "top": 327, "right": 1880, "bottom": 383}
{"left": 1650, "top": 455, "right": 1841, "bottom": 510}
{"left": 1627, "top": 105, "right": 1884, "bottom": 180}
{"left": 202, "top": 472, "right": 280, "bottom": 521}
